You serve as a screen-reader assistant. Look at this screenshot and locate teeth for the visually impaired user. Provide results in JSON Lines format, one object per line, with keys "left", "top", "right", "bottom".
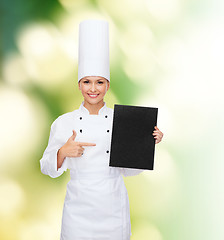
{"left": 89, "top": 94, "right": 98, "bottom": 97}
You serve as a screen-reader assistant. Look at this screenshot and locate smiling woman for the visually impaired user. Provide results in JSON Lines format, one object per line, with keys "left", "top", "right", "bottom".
{"left": 78, "top": 76, "right": 110, "bottom": 114}
{"left": 40, "top": 19, "right": 163, "bottom": 240}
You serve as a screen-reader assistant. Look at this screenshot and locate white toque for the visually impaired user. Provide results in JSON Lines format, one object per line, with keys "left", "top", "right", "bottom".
{"left": 78, "top": 19, "right": 110, "bottom": 82}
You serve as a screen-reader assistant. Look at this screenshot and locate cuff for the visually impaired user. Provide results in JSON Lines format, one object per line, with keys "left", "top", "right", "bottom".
{"left": 120, "top": 168, "right": 144, "bottom": 177}
{"left": 47, "top": 148, "right": 67, "bottom": 178}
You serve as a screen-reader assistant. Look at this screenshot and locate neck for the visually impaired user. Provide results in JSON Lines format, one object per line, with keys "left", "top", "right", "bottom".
{"left": 83, "top": 100, "right": 104, "bottom": 115}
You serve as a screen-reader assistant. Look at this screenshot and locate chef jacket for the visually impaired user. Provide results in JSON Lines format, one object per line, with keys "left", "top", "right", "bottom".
{"left": 40, "top": 101, "right": 144, "bottom": 240}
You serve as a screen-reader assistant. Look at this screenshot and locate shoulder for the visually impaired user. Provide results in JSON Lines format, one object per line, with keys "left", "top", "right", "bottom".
{"left": 51, "top": 109, "right": 79, "bottom": 128}
{"left": 107, "top": 106, "right": 114, "bottom": 114}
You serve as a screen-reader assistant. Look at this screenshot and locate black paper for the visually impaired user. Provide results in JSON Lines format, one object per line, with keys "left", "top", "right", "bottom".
{"left": 109, "top": 104, "right": 158, "bottom": 170}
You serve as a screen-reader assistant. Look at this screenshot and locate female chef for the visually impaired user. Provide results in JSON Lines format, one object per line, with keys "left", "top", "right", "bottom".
{"left": 40, "top": 20, "right": 163, "bottom": 240}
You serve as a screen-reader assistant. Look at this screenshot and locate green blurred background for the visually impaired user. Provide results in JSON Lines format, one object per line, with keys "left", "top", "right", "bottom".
{"left": 1, "top": 0, "right": 223, "bottom": 239}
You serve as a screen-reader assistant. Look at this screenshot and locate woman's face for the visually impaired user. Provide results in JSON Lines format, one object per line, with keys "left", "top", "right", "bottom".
{"left": 78, "top": 76, "right": 110, "bottom": 105}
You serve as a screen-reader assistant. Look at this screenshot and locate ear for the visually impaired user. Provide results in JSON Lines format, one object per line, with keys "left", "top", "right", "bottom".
{"left": 106, "top": 80, "right": 110, "bottom": 91}
{"left": 78, "top": 80, "right": 81, "bottom": 90}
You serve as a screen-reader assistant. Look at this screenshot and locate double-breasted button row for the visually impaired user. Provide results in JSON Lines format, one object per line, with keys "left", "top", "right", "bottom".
{"left": 78, "top": 114, "right": 110, "bottom": 153}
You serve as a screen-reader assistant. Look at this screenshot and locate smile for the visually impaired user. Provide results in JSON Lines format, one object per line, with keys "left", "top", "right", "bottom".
{"left": 88, "top": 94, "right": 99, "bottom": 98}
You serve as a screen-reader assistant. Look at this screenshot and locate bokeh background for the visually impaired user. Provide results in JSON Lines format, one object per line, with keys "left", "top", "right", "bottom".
{"left": 1, "top": 0, "right": 224, "bottom": 239}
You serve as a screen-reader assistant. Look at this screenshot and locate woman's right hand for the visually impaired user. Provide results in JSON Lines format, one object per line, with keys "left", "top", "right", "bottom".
{"left": 57, "top": 130, "right": 96, "bottom": 170}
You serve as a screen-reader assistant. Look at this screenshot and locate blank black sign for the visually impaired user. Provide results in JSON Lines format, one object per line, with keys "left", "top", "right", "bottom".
{"left": 109, "top": 104, "right": 158, "bottom": 170}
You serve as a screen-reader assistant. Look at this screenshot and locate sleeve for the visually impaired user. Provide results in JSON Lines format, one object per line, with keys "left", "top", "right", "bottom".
{"left": 119, "top": 168, "right": 144, "bottom": 177}
{"left": 40, "top": 118, "right": 68, "bottom": 178}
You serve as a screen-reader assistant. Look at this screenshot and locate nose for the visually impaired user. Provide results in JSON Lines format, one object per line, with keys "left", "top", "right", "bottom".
{"left": 90, "top": 83, "right": 96, "bottom": 92}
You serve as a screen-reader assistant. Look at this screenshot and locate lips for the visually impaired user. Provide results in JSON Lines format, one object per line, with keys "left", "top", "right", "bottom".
{"left": 88, "top": 94, "right": 99, "bottom": 98}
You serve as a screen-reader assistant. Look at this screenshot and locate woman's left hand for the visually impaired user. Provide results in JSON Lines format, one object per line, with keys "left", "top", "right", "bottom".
{"left": 152, "top": 126, "right": 164, "bottom": 144}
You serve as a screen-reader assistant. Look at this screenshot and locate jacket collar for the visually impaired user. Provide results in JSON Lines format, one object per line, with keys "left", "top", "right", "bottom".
{"left": 78, "top": 101, "right": 107, "bottom": 115}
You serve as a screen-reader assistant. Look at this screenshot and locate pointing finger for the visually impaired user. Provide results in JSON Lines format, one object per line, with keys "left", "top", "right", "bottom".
{"left": 77, "top": 142, "right": 96, "bottom": 146}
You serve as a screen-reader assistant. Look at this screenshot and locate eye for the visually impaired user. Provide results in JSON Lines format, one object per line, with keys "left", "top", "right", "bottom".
{"left": 83, "top": 80, "right": 89, "bottom": 84}
{"left": 98, "top": 81, "right": 103, "bottom": 84}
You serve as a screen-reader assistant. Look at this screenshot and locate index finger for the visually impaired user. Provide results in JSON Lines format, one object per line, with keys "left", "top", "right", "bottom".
{"left": 77, "top": 142, "right": 96, "bottom": 146}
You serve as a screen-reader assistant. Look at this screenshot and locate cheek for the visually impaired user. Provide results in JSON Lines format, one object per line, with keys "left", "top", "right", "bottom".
{"left": 80, "top": 85, "right": 89, "bottom": 93}
{"left": 99, "top": 85, "right": 107, "bottom": 93}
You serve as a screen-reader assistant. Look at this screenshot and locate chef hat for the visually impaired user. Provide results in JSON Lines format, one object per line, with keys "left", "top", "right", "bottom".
{"left": 78, "top": 19, "right": 110, "bottom": 82}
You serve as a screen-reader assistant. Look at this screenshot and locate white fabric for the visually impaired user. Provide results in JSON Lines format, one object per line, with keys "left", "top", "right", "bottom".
{"left": 40, "top": 101, "right": 144, "bottom": 240}
{"left": 78, "top": 19, "right": 110, "bottom": 82}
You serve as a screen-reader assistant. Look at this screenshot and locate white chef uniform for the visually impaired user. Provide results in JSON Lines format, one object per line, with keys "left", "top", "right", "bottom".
{"left": 40, "top": 101, "right": 144, "bottom": 240}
